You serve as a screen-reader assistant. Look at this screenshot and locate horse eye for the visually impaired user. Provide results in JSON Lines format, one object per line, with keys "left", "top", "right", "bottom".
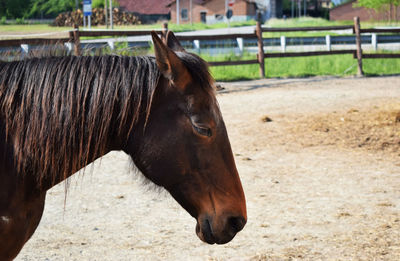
{"left": 193, "top": 125, "right": 212, "bottom": 137}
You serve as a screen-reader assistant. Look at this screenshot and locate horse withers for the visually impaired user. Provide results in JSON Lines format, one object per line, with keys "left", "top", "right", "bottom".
{"left": 0, "top": 31, "right": 246, "bottom": 260}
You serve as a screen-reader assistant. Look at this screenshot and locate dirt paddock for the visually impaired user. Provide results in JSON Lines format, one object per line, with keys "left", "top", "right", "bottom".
{"left": 16, "top": 76, "right": 400, "bottom": 260}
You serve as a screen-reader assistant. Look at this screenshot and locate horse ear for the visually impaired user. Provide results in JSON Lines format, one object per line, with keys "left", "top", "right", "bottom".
{"left": 166, "top": 31, "right": 185, "bottom": 52}
{"left": 151, "top": 31, "right": 190, "bottom": 89}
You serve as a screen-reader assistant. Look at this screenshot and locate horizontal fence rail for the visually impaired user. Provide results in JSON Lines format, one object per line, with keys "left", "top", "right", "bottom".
{"left": 0, "top": 38, "right": 70, "bottom": 47}
{"left": 360, "top": 53, "right": 400, "bottom": 59}
{"left": 360, "top": 28, "right": 400, "bottom": 33}
{"left": 78, "top": 29, "right": 164, "bottom": 37}
{"left": 208, "top": 59, "right": 259, "bottom": 66}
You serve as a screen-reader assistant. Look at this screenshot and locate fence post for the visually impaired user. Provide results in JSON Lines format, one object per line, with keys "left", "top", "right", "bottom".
{"left": 354, "top": 16, "right": 363, "bottom": 76}
{"left": 237, "top": 37, "right": 244, "bottom": 55}
{"left": 21, "top": 44, "right": 30, "bottom": 54}
{"left": 280, "top": 36, "right": 286, "bottom": 52}
{"left": 325, "top": 35, "right": 331, "bottom": 51}
{"left": 193, "top": 40, "right": 200, "bottom": 53}
{"left": 71, "top": 24, "right": 81, "bottom": 56}
{"left": 64, "top": 42, "right": 73, "bottom": 54}
{"left": 162, "top": 22, "right": 168, "bottom": 43}
{"left": 21, "top": 44, "right": 30, "bottom": 58}
{"left": 255, "top": 21, "right": 265, "bottom": 78}
{"left": 108, "top": 40, "right": 115, "bottom": 50}
{"left": 371, "top": 33, "right": 377, "bottom": 51}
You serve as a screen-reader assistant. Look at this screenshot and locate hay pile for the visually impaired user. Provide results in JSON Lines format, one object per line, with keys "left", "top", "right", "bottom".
{"left": 52, "top": 8, "right": 140, "bottom": 27}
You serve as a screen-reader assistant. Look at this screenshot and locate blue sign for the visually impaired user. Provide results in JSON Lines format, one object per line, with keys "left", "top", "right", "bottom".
{"left": 83, "top": 0, "right": 92, "bottom": 16}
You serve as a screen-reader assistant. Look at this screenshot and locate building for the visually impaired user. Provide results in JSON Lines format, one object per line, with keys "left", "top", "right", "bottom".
{"left": 330, "top": 0, "right": 400, "bottom": 21}
{"left": 118, "top": 0, "right": 172, "bottom": 23}
{"left": 169, "top": 0, "right": 283, "bottom": 24}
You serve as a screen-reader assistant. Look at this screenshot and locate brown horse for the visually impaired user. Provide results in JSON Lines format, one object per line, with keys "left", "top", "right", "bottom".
{"left": 0, "top": 31, "right": 246, "bottom": 260}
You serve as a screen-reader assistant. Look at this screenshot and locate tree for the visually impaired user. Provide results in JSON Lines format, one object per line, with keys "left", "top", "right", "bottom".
{"left": 0, "top": 0, "right": 31, "bottom": 18}
{"left": 29, "top": 0, "right": 76, "bottom": 18}
{"left": 92, "top": 0, "right": 119, "bottom": 8}
{"left": 28, "top": 0, "right": 119, "bottom": 17}
{"left": 357, "top": 0, "right": 400, "bottom": 20}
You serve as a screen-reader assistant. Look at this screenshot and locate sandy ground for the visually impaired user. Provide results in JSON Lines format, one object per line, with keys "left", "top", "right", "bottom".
{"left": 15, "top": 76, "right": 400, "bottom": 261}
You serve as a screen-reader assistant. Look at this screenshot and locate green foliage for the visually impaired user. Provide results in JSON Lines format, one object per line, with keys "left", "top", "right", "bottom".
{"left": 29, "top": 0, "right": 76, "bottom": 17}
{"left": 356, "top": 0, "right": 385, "bottom": 10}
{"left": 0, "top": 0, "right": 30, "bottom": 18}
{"left": 356, "top": 0, "right": 400, "bottom": 11}
{"left": 0, "top": 0, "right": 121, "bottom": 19}
{"left": 92, "top": 0, "right": 104, "bottom": 8}
{"left": 356, "top": 0, "right": 400, "bottom": 21}
{"left": 92, "top": 0, "right": 119, "bottom": 8}
{"left": 0, "top": 16, "right": 6, "bottom": 25}
{"left": 15, "top": 18, "right": 27, "bottom": 24}
{"left": 282, "top": 0, "right": 292, "bottom": 10}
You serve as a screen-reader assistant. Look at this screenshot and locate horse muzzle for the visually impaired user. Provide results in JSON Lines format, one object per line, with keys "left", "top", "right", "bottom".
{"left": 195, "top": 214, "right": 246, "bottom": 244}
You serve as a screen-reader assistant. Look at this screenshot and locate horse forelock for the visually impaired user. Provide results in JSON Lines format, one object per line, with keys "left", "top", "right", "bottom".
{"left": 0, "top": 55, "right": 160, "bottom": 187}
{"left": 176, "top": 52, "right": 215, "bottom": 94}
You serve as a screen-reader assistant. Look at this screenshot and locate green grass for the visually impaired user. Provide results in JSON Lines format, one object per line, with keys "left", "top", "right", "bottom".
{"left": 0, "top": 23, "right": 113, "bottom": 32}
{"left": 264, "top": 55, "right": 355, "bottom": 78}
{"left": 206, "top": 53, "right": 400, "bottom": 81}
{"left": 0, "top": 24, "right": 70, "bottom": 33}
{"left": 363, "top": 57, "right": 400, "bottom": 76}
{"left": 262, "top": 17, "right": 400, "bottom": 37}
{"left": 265, "top": 17, "right": 400, "bottom": 28}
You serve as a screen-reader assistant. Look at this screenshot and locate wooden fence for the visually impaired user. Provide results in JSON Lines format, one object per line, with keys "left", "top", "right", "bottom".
{"left": 1, "top": 18, "right": 400, "bottom": 77}
{"left": 256, "top": 17, "right": 400, "bottom": 77}
{"left": 175, "top": 19, "right": 400, "bottom": 77}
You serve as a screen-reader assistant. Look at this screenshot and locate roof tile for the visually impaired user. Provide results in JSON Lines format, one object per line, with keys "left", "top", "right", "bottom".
{"left": 118, "top": 0, "right": 172, "bottom": 15}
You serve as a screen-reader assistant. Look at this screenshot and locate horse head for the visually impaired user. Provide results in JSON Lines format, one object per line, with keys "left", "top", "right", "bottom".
{"left": 125, "top": 31, "right": 247, "bottom": 244}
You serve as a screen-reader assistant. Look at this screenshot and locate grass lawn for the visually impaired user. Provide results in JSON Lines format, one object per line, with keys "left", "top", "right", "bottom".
{"left": 0, "top": 24, "right": 70, "bottom": 33}
{"left": 0, "top": 24, "right": 72, "bottom": 39}
{"left": 265, "top": 17, "right": 400, "bottom": 28}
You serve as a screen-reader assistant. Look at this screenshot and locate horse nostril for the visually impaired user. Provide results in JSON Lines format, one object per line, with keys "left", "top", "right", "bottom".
{"left": 228, "top": 216, "right": 246, "bottom": 233}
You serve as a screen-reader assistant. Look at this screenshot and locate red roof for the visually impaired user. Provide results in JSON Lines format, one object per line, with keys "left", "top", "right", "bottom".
{"left": 118, "top": 0, "right": 172, "bottom": 15}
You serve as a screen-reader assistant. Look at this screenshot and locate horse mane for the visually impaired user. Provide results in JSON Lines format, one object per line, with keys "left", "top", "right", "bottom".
{"left": 0, "top": 55, "right": 160, "bottom": 186}
{"left": 0, "top": 50, "right": 214, "bottom": 188}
